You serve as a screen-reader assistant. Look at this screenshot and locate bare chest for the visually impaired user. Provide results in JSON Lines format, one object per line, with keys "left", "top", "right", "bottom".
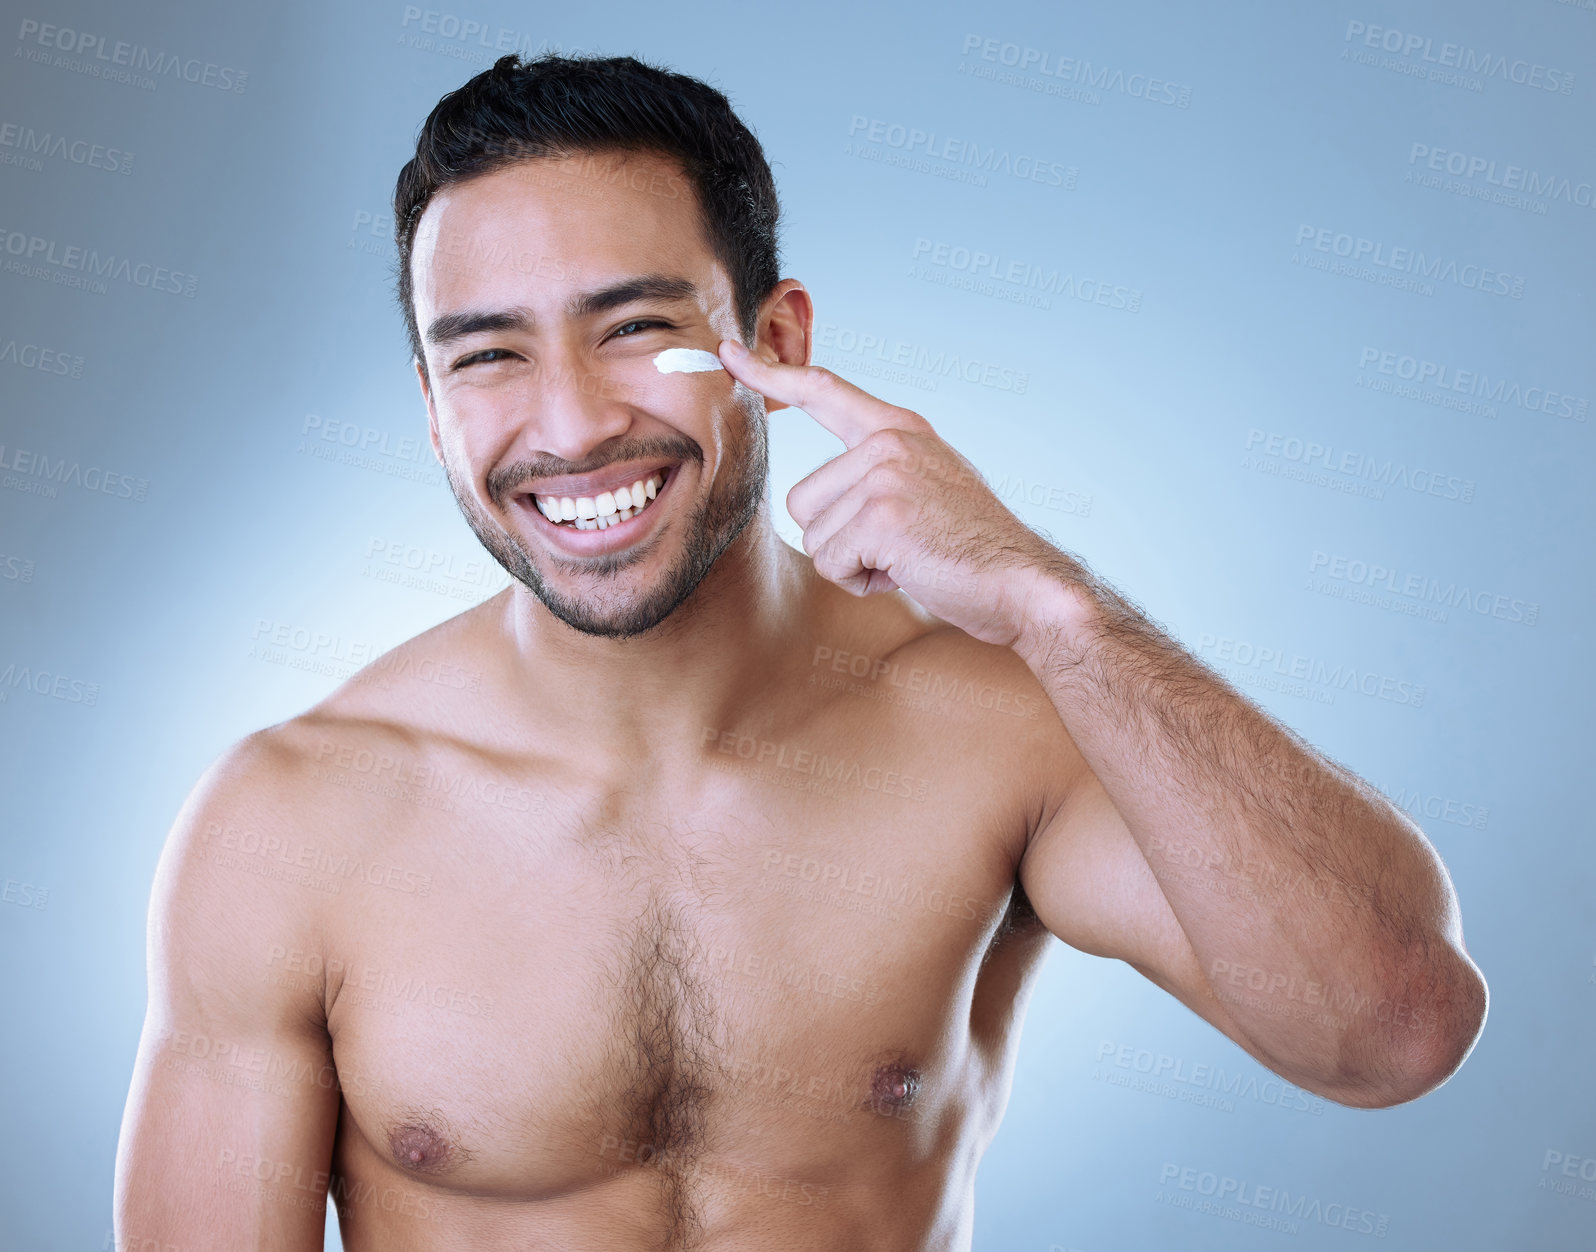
{"left": 316, "top": 756, "right": 1042, "bottom": 1207}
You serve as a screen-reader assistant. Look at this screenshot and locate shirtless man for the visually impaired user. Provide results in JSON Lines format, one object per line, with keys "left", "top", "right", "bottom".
{"left": 114, "top": 53, "right": 1487, "bottom": 1251}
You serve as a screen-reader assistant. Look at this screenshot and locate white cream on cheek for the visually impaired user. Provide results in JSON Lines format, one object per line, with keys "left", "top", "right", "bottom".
{"left": 652, "top": 347, "right": 725, "bottom": 374}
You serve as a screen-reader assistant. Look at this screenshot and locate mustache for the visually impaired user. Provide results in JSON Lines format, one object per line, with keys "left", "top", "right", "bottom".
{"left": 485, "top": 434, "right": 703, "bottom": 505}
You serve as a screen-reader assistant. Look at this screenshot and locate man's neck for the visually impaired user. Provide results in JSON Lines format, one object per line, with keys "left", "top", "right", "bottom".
{"left": 496, "top": 505, "right": 817, "bottom": 761}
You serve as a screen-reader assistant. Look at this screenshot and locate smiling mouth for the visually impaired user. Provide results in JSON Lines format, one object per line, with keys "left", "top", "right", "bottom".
{"left": 527, "top": 468, "right": 669, "bottom": 531}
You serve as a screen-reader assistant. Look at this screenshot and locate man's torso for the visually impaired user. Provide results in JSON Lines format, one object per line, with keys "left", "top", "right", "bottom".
{"left": 238, "top": 582, "right": 1074, "bottom": 1250}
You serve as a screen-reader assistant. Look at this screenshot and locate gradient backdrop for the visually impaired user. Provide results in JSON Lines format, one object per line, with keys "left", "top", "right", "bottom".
{"left": 1, "top": 0, "right": 1592, "bottom": 1248}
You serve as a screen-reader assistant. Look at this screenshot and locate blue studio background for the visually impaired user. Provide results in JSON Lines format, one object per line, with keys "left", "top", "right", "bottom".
{"left": 1, "top": 0, "right": 1592, "bottom": 1248}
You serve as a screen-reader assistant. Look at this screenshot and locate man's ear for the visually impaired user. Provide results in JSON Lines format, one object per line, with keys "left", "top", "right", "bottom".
{"left": 753, "top": 279, "right": 813, "bottom": 414}
{"left": 414, "top": 356, "right": 445, "bottom": 467}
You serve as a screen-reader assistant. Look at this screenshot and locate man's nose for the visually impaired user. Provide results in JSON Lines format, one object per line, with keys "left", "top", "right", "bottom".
{"left": 516, "top": 350, "right": 633, "bottom": 462}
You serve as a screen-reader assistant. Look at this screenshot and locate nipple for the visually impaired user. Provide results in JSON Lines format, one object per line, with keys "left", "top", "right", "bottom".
{"left": 869, "top": 1062, "right": 921, "bottom": 1112}
{"left": 389, "top": 1121, "right": 454, "bottom": 1174}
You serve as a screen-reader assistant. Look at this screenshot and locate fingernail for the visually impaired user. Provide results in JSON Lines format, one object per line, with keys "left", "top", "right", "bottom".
{"left": 721, "top": 339, "right": 749, "bottom": 356}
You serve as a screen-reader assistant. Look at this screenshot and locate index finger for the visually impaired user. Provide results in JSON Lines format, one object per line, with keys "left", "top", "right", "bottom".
{"left": 716, "top": 339, "right": 927, "bottom": 449}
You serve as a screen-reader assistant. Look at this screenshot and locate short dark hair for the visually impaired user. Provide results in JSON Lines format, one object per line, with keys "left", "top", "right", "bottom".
{"left": 392, "top": 53, "right": 782, "bottom": 367}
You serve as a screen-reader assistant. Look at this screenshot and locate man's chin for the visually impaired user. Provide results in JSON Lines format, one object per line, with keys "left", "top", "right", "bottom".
{"left": 524, "top": 568, "right": 689, "bottom": 640}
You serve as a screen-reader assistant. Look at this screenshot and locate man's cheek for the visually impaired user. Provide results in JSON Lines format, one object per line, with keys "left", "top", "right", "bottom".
{"left": 617, "top": 363, "right": 742, "bottom": 438}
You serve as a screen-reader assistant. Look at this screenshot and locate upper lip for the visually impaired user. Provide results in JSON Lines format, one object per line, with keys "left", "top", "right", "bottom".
{"left": 519, "top": 459, "right": 674, "bottom": 501}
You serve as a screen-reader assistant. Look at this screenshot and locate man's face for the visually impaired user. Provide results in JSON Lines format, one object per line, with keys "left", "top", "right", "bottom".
{"left": 408, "top": 151, "right": 769, "bottom": 639}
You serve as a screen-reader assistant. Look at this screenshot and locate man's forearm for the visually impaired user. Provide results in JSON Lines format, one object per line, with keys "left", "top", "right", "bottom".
{"left": 1011, "top": 551, "right": 1486, "bottom": 1103}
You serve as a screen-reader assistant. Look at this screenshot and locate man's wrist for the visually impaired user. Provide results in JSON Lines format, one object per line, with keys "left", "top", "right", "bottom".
{"left": 1008, "top": 555, "right": 1105, "bottom": 674}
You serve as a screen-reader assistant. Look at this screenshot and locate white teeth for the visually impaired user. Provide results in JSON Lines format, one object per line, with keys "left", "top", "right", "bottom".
{"left": 532, "top": 471, "right": 666, "bottom": 529}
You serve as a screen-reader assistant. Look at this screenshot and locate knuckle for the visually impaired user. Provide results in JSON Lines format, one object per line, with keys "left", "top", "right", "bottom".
{"left": 862, "top": 428, "right": 908, "bottom": 461}
{"left": 805, "top": 366, "right": 842, "bottom": 394}
{"left": 864, "top": 493, "right": 914, "bottom": 528}
{"left": 863, "top": 463, "right": 910, "bottom": 494}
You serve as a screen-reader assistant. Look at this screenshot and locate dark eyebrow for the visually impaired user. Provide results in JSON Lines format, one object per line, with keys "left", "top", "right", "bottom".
{"left": 566, "top": 274, "right": 699, "bottom": 319}
{"left": 423, "top": 275, "right": 700, "bottom": 349}
{"left": 424, "top": 306, "right": 533, "bottom": 349}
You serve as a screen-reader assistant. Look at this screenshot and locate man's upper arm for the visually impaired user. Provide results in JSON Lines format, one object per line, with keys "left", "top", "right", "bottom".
{"left": 115, "top": 731, "right": 340, "bottom": 1252}
{"left": 1018, "top": 752, "right": 1253, "bottom": 1049}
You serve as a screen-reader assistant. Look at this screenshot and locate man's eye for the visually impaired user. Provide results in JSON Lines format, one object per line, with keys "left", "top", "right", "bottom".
{"left": 612, "top": 319, "right": 670, "bottom": 338}
{"left": 452, "top": 348, "right": 516, "bottom": 370}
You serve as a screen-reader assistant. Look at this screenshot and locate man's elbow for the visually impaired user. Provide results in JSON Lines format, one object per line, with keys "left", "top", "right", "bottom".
{"left": 1330, "top": 956, "right": 1489, "bottom": 1110}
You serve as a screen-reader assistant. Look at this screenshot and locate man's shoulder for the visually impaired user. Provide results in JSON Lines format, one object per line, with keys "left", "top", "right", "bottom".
{"left": 159, "top": 719, "right": 370, "bottom": 887}
{"left": 863, "top": 594, "right": 1066, "bottom": 732}
{"left": 157, "top": 654, "right": 471, "bottom": 904}
{"left": 325, "top": 593, "right": 503, "bottom": 722}
{"left": 818, "top": 589, "right": 1084, "bottom": 811}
